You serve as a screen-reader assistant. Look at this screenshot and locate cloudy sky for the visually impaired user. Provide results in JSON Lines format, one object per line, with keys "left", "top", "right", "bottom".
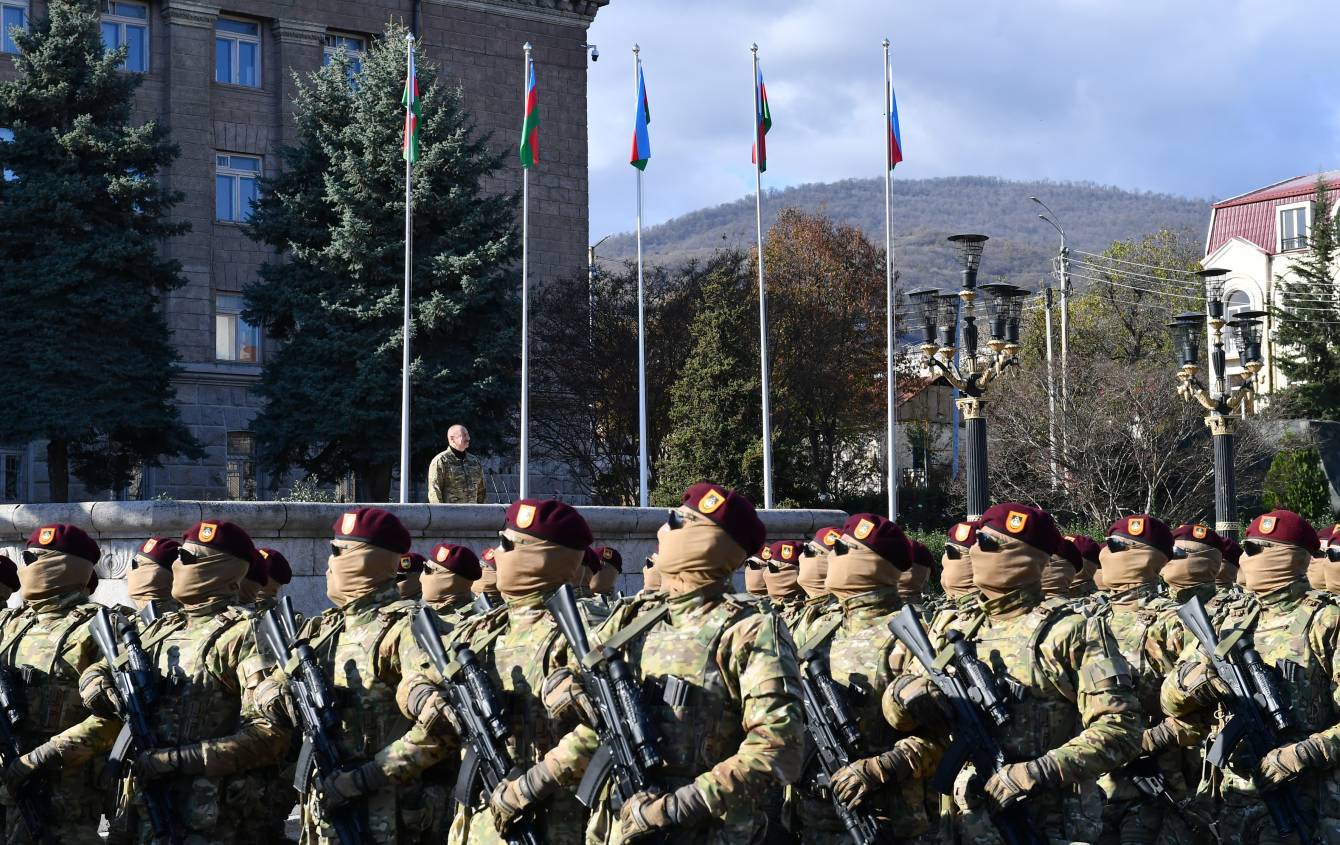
{"left": 583, "top": 0, "right": 1340, "bottom": 239}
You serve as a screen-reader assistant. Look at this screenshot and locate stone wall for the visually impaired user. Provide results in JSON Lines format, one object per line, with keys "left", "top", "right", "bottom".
{"left": 0, "top": 502, "right": 848, "bottom": 616}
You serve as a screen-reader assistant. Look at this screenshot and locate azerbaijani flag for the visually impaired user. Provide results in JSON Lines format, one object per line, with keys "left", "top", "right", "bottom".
{"left": 888, "top": 79, "right": 903, "bottom": 169}
{"left": 630, "top": 64, "right": 651, "bottom": 171}
{"left": 519, "top": 59, "right": 539, "bottom": 170}
{"left": 751, "top": 63, "right": 772, "bottom": 172}
{"left": 402, "top": 44, "right": 421, "bottom": 164}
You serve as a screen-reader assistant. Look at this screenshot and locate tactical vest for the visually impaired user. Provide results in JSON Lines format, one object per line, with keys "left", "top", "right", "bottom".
{"left": 1105, "top": 593, "right": 1175, "bottom": 717}
{"left": 1, "top": 600, "right": 101, "bottom": 736}
{"left": 975, "top": 600, "right": 1077, "bottom": 761}
{"left": 146, "top": 607, "right": 258, "bottom": 744}
{"left": 1234, "top": 594, "right": 1334, "bottom": 735}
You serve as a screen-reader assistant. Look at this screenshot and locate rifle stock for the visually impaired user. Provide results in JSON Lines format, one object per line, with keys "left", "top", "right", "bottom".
{"left": 0, "top": 666, "right": 45, "bottom": 841}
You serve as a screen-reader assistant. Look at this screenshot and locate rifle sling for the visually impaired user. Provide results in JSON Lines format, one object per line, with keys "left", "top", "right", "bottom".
{"left": 796, "top": 615, "right": 842, "bottom": 659}
{"left": 583, "top": 606, "right": 669, "bottom": 670}
{"left": 934, "top": 615, "right": 986, "bottom": 672}
{"left": 443, "top": 625, "right": 508, "bottom": 680}
{"left": 282, "top": 616, "right": 345, "bottom": 677}
{"left": 1214, "top": 606, "right": 1259, "bottom": 661}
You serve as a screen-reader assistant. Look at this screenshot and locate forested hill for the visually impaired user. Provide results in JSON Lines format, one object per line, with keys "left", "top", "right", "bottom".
{"left": 599, "top": 176, "right": 1210, "bottom": 290}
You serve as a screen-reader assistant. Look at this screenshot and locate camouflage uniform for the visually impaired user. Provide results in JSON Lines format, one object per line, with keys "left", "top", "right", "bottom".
{"left": 772, "top": 594, "right": 808, "bottom": 632}
{"left": 556, "top": 582, "right": 805, "bottom": 844}
{"left": 789, "top": 595, "right": 836, "bottom": 652}
{"left": 792, "top": 587, "right": 940, "bottom": 844}
{"left": 1162, "top": 580, "right": 1340, "bottom": 844}
{"left": 413, "top": 595, "right": 477, "bottom": 842}
{"left": 888, "top": 585, "right": 1142, "bottom": 844}
{"left": 294, "top": 581, "right": 450, "bottom": 844}
{"left": 427, "top": 449, "right": 486, "bottom": 504}
{"left": 0, "top": 591, "right": 119, "bottom": 844}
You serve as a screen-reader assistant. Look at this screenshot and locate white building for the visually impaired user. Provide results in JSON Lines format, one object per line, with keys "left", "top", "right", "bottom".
{"left": 1202, "top": 170, "right": 1340, "bottom": 399}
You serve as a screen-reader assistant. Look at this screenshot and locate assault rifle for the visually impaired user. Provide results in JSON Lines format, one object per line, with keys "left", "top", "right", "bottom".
{"left": 1178, "top": 596, "right": 1319, "bottom": 844}
{"left": 545, "top": 584, "right": 663, "bottom": 813}
{"left": 90, "top": 608, "right": 179, "bottom": 844}
{"left": 473, "top": 592, "right": 501, "bottom": 614}
{"left": 138, "top": 600, "right": 164, "bottom": 627}
{"left": 0, "top": 667, "right": 46, "bottom": 841}
{"left": 796, "top": 648, "right": 884, "bottom": 845}
{"left": 259, "top": 597, "right": 368, "bottom": 845}
{"left": 408, "top": 607, "right": 540, "bottom": 845}
{"left": 1119, "top": 753, "right": 1218, "bottom": 842}
{"left": 888, "top": 607, "right": 1047, "bottom": 845}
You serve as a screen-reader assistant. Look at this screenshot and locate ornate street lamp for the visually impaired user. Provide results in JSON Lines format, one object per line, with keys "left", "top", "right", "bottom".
{"left": 910, "top": 235, "right": 1029, "bottom": 519}
{"left": 1169, "top": 269, "right": 1267, "bottom": 539}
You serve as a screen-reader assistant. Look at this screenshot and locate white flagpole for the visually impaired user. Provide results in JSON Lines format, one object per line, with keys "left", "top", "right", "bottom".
{"left": 398, "top": 34, "right": 414, "bottom": 504}
{"left": 520, "top": 43, "right": 532, "bottom": 500}
{"left": 883, "top": 39, "right": 897, "bottom": 520}
{"left": 751, "top": 43, "right": 774, "bottom": 510}
{"left": 634, "top": 45, "right": 649, "bottom": 508}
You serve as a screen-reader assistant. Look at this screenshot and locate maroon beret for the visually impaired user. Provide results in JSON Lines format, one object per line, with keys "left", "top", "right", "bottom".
{"left": 257, "top": 548, "right": 292, "bottom": 584}
{"left": 136, "top": 537, "right": 181, "bottom": 569}
{"left": 911, "top": 540, "right": 935, "bottom": 569}
{"left": 505, "top": 499, "right": 593, "bottom": 550}
{"left": 581, "top": 546, "right": 602, "bottom": 573}
{"left": 0, "top": 557, "right": 17, "bottom": 592}
{"left": 398, "top": 552, "right": 426, "bottom": 576}
{"left": 946, "top": 520, "right": 979, "bottom": 550}
{"left": 1221, "top": 537, "right": 1242, "bottom": 566}
{"left": 1317, "top": 524, "right": 1337, "bottom": 550}
{"left": 1108, "top": 514, "right": 1174, "bottom": 559}
{"left": 27, "top": 524, "right": 101, "bottom": 564}
{"left": 333, "top": 508, "right": 411, "bottom": 554}
{"left": 1172, "top": 523, "right": 1222, "bottom": 548}
{"left": 594, "top": 546, "right": 623, "bottom": 573}
{"left": 245, "top": 549, "right": 269, "bottom": 585}
{"left": 764, "top": 539, "right": 803, "bottom": 567}
{"left": 1246, "top": 510, "right": 1319, "bottom": 552}
{"left": 1065, "top": 534, "right": 1102, "bottom": 564}
{"left": 480, "top": 546, "right": 498, "bottom": 569}
{"left": 429, "top": 543, "right": 482, "bottom": 581}
{"left": 1054, "top": 538, "right": 1083, "bottom": 571}
{"left": 680, "top": 482, "right": 766, "bottom": 554}
{"left": 980, "top": 503, "right": 1061, "bottom": 554}
{"left": 812, "top": 527, "right": 842, "bottom": 551}
{"left": 841, "top": 513, "right": 912, "bottom": 570}
{"left": 183, "top": 520, "right": 256, "bottom": 563}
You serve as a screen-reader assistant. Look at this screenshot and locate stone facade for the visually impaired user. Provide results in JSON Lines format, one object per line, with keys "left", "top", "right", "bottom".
{"left": 0, "top": 501, "right": 847, "bottom": 616}
{"left": 0, "top": 0, "right": 607, "bottom": 503}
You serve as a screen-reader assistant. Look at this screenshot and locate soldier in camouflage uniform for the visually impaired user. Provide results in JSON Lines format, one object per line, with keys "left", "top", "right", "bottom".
{"left": 253, "top": 547, "right": 293, "bottom": 615}
{"left": 794, "top": 514, "right": 940, "bottom": 844}
{"left": 1217, "top": 537, "right": 1242, "bottom": 591}
{"left": 575, "top": 547, "right": 613, "bottom": 630}
{"left": 1165, "top": 524, "right": 1225, "bottom": 608}
{"left": 240, "top": 547, "right": 269, "bottom": 608}
{"left": 474, "top": 547, "right": 503, "bottom": 606}
{"left": 898, "top": 541, "right": 936, "bottom": 622}
{"left": 886, "top": 502, "right": 1142, "bottom": 845}
{"left": 397, "top": 552, "right": 425, "bottom": 601}
{"left": 1040, "top": 537, "right": 1082, "bottom": 599}
{"left": 935, "top": 521, "right": 982, "bottom": 629}
{"left": 0, "top": 524, "right": 116, "bottom": 844}
{"left": 1067, "top": 534, "right": 1103, "bottom": 598}
{"left": 551, "top": 482, "right": 803, "bottom": 844}
{"left": 745, "top": 548, "right": 770, "bottom": 601}
{"left": 427, "top": 424, "right": 487, "bottom": 504}
{"left": 1312, "top": 526, "right": 1337, "bottom": 593}
{"left": 272, "top": 507, "right": 452, "bottom": 844}
{"left": 400, "top": 498, "right": 594, "bottom": 844}
{"left": 791, "top": 528, "right": 839, "bottom": 649}
{"left": 1163, "top": 509, "right": 1340, "bottom": 845}
{"left": 640, "top": 553, "right": 661, "bottom": 594}
{"left": 125, "top": 537, "right": 182, "bottom": 627}
{"left": 763, "top": 539, "right": 808, "bottom": 629}
{"left": 589, "top": 546, "right": 623, "bottom": 604}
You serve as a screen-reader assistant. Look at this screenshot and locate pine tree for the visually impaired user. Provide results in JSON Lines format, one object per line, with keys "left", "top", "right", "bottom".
{"left": 246, "top": 24, "right": 519, "bottom": 500}
{"left": 652, "top": 254, "right": 767, "bottom": 506}
{"left": 1274, "top": 179, "right": 1340, "bottom": 419}
{"left": 0, "top": 0, "right": 199, "bottom": 501}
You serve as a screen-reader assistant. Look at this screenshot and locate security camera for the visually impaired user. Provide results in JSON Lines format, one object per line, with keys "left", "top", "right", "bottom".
{"left": 582, "top": 42, "right": 599, "bottom": 62}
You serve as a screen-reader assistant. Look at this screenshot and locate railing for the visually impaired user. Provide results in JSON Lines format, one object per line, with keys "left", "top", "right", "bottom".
{"left": 1281, "top": 235, "right": 1308, "bottom": 252}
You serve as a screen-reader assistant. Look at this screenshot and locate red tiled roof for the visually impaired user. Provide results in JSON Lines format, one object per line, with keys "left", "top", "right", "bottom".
{"left": 1207, "top": 171, "right": 1340, "bottom": 256}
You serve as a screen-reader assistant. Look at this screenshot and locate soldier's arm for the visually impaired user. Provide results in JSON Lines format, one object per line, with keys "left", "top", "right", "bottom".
{"left": 1037, "top": 614, "right": 1142, "bottom": 782}
{"left": 1293, "top": 604, "right": 1340, "bottom": 762}
{"left": 360, "top": 621, "right": 453, "bottom": 784}
{"left": 475, "top": 462, "right": 486, "bottom": 504}
{"left": 882, "top": 644, "right": 946, "bottom": 772}
{"left": 427, "top": 454, "right": 445, "bottom": 504}
{"left": 42, "top": 631, "right": 122, "bottom": 763}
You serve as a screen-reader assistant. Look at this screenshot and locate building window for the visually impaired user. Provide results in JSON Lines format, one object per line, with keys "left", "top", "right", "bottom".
{"left": 1, "top": 1, "right": 25, "bottom": 54}
{"left": 100, "top": 1, "right": 148, "bottom": 72}
{"left": 215, "top": 17, "right": 260, "bottom": 87}
{"left": 1225, "top": 289, "right": 1253, "bottom": 357}
{"left": 215, "top": 153, "right": 260, "bottom": 222}
{"left": 1279, "top": 204, "right": 1310, "bottom": 252}
{"left": 0, "top": 127, "right": 13, "bottom": 181}
{"left": 215, "top": 292, "right": 261, "bottom": 362}
{"left": 0, "top": 451, "right": 22, "bottom": 502}
{"left": 323, "top": 32, "right": 365, "bottom": 77}
{"left": 226, "top": 432, "right": 257, "bottom": 500}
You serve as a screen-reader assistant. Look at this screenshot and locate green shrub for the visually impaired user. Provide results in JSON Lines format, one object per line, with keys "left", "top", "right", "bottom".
{"left": 1263, "top": 444, "right": 1334, "bottom": 523}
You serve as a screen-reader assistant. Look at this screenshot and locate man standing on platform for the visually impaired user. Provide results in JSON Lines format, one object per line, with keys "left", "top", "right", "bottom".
{"left": 428, "top": 423, "right": 486, "bottom": 504}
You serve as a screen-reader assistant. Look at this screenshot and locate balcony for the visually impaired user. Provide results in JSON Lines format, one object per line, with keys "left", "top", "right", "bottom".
{"left": 1281, "top": 235, "right": 1309, "bottom": 252}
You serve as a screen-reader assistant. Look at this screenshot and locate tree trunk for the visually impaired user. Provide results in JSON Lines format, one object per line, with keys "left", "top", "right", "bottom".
{"left": 47, "top": 439, "right": 69, "bottom": 503}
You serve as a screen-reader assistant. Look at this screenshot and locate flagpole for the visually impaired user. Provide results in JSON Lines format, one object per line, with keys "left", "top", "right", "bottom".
{"left": 883, "top": 39, "right": 897, "bottom": 520}
{"left": 519, "top": 42, "right": 532, "bottom": 500}
{"left": 751, "top": 43, "right": 774, "bottom": 510}
{"left": 399, "top": 33, "right": 414, "bottom": 505}
{"left": 634, "top": 45, "right": 649, "bottom": 508}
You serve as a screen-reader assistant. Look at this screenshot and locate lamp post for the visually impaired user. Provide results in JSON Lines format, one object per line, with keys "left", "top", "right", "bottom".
{"left": 1168, "top": 268, "right": 1267, "bottom": 540}
{"left": 908, "top": 234, "right": 1026, "bottom": 519}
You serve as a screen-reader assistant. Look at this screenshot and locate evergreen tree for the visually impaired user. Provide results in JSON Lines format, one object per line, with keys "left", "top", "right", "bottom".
{"left": 246, "top": 25, "right": 519, "bottom": 500}
{"left": 1274, "top": 179, "right": 1340, "bottom": 419}
{"left": 0, "top": 0, "right": 199, "bottom": 501}
{"left": 652, "top": 255, "right": 767, "bottom": 506}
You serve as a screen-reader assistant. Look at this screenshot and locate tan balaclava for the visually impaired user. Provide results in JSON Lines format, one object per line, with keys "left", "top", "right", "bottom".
{"left": 127, "top": 557, "right": 174, "bottom": 610}
{"left": 972, "top": 528, "right": 1049, "bottom": 602}
{"left": 496, "top": 531, "right": 584, "bottom": 597}
{"left": 798, "top": 547, "right": 831, "bottom": 599}
{"left": 1092, "top": 568, "right": 1108, "bottom": 591}
{"left": 1097, "top": 540, "right": 1167, "bottom": 594}
{"left": 1242, "top": 540, "right": 1310, "bottom": 594}
{"left": 641, "top": 554, "right": 662, "bottom": 593}
{"left": 1308, "top": 559, "right": 1327, "bottom": 591}
{"left": 590, "top": 564, "right": 619, "bottom": 595}
{"left": 174, "top": 542, "right": 250, "bottom": 607}
{"left": 1039, "top": 555, "right": 1074, "bottom": 598}
{"left": 239, "top": 576, "right": 263, "bottom": 604}
{"left": 1165, "top": 540, "right": 1221, "bottom": 590}
{"left": 423, "top": 568, "right": 473, "bottom": 604}
{"left": 656, "top": 510, "right": 748, "bottom": 597}
{"left": 326, "top": 540, "right": 401, "bottom": 608}
{"left": 474, "top": 553, "right": 500, "bottom": 596}
{"left": 941, "top": 548, "right": 975, "bottom": 598}
{"left": 896, "top": 563, "right": 930, "bottom": 603}
{"left": 744, "top": 558, "right": 768, "bottom": 595}
{"left": 825, "top": 533, "right": 904, "bottom": 601}
{"left": 19, "top": 548, "right": 95, "bottom": 602}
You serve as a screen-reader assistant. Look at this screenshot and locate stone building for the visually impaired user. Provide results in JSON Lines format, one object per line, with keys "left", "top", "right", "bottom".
{"left": 0, "top": 0, "right": 608, "bottom": 503}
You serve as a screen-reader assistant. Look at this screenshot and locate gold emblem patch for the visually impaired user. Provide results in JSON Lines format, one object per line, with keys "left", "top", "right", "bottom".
{"left": 956, "top": 524, "right": 972, "bottom": 543}
{"left": 855, "top": 518, "right": 875, "bottom": 540}
{"left": 38, "top": 527, "right": 55, "bottom": 545}
{"left": 516, "top": 504, "right": 536, "bottom": 529}
{"left": 602, "top": 548, "right": 614, "bottom": 561}
{"left": 437, "top": 547, "right": 450, "bottom": 563}
{"left": 1193, "top": 525, "right": 1208, "bottom": 540}
{"left": 1128, "top": 518, "right": 1145, "bottom": 537}
{"left": 340, "top": 513, "right": 358, "bottom": 536}
{"left": 823, "top": 529, "right": 840, "bottom": 546}
{"left": 781, "top": 543, "right": 795, "bottom": 561}
{"left": 199, "top": 523, "right": 218, "bottom": 543}
{"left": 482, "top": 548, "right": 496, "bottom": 562}
{"left": 1006, "top": 511, "right": 1028, "bottom": 534}
{"left": 142, "top": 538, "right": 158, "bottom": 554}
{"left": 399, "top": 556, "right": 413, "bottom": 572}
{"left": 698, "top": 489, "right": 725, "bottom": 514}
{"left": 760, "top": 546, "right": 773, "bottom": 560}
{"left": 1260, "top": 516, "right": 1277, "bottom": 535}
